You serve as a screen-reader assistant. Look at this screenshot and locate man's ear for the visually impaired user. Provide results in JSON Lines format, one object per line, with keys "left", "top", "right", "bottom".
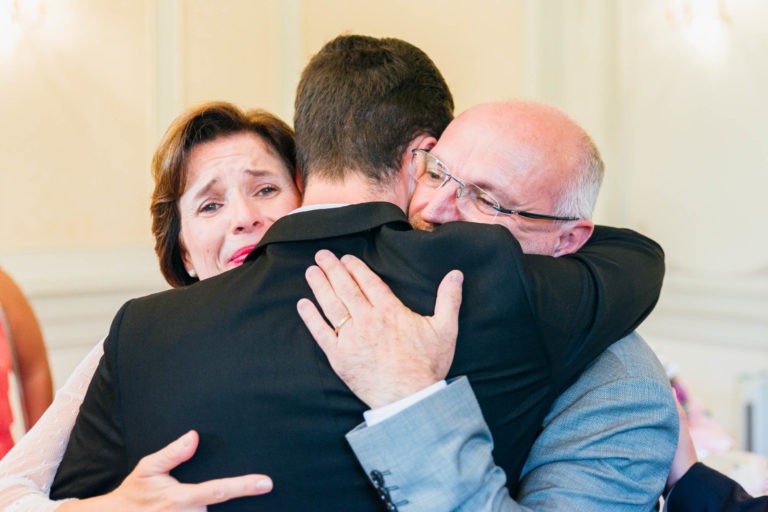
{"left": 399, "top": 135, "right": 438, "bottom": 180}
{"left": 408, "top": 134, "right": 438, "bottom": 154}
{"left": 552, "top": 220, "right": 594, "bottom": 257}
{"left": 294, "top": 164, "right": 304, "bottom": 195}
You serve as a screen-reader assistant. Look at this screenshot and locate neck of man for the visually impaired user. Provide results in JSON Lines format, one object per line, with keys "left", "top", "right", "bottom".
{"left": 301, "top": 170, "right": 409, "bottom": 213}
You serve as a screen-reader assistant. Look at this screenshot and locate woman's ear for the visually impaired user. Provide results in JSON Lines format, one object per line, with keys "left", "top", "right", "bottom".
{"left": 180, "top": 240, "right": 196, "bottom": 277}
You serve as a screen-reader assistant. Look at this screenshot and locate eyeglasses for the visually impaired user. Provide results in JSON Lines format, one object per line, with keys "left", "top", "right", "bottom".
{"left": 409, "top": 149, "right": 580, "bottom": 222}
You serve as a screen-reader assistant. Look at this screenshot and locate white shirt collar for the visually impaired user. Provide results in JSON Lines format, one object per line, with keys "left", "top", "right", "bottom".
{"left": 288, "top": 203, "right": 350, "bottom": 215}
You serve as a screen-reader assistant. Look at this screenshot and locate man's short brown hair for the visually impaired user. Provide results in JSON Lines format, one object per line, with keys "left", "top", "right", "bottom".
{"left": 294, "top": 35, "right": 454, "bottom": 187}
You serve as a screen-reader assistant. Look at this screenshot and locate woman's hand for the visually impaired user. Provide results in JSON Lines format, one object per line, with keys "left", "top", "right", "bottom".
{"left": 58, "top": 430, "right": 272, "bottom": 512}
{"left": 665, "top": 397, "right": 698, "bottom": 492}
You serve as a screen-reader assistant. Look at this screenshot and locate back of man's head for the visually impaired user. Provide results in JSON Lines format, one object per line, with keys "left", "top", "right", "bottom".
{"left": 294, "top": 34, "right": 454, "bottom": 188}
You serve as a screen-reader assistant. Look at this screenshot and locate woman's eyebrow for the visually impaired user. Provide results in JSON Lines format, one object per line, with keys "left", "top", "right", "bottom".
{"left": 191, "top": 178, "right": 219, "bottom": 201}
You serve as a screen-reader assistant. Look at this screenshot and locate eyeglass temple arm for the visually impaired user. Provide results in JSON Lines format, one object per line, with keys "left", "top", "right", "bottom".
{"left": 494, "top": 205, "right": 579, "bottom": 222}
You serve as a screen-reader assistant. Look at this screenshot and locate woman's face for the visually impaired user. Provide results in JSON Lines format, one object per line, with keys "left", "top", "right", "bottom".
{"left": 178, "top": 132, "right": 301, "bottom": 280}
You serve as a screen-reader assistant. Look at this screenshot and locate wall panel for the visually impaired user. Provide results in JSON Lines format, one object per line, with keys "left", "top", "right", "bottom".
{"left": 0, "top": 0, "right": 156, "bottom": 251}
{"left": 529, "top": 0, "right": 768, "bottom": 436}
{"left": 300, "top": 0, "right": 527, "bottom": 113}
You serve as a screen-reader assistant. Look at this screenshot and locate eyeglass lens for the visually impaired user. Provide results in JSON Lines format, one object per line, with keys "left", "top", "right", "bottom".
{"left": 412, "top": 150, "right": 499, "bottom": 220}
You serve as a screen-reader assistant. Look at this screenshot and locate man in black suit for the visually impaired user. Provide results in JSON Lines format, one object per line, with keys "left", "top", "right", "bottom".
{"left": 665, "top": 399, "right": 768, "bottom": 511}
{"left": 666, "top": 465, "right": 768, "bottom": 511}
{"left": 51, "top": 35, "right": 664, "bottom": 511}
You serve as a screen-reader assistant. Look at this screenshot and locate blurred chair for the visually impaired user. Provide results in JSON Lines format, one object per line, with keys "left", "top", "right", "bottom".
{"left": 0, "top": 269, "right": 53, "bottom": 458}
{"left": 0, "top": 307, "right": 16, "bottom": 456}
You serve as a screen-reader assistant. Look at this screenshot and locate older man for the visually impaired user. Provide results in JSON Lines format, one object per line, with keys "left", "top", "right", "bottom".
{"left": 302, "top": 100, "right": 678, "bottom": 511}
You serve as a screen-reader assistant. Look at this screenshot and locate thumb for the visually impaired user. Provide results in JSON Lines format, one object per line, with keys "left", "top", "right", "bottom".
{"left": 432, "top": 270, "right": 463, "bottom": 341}
{"left": 138, "top": 430, "right": 199, "bottom": 476}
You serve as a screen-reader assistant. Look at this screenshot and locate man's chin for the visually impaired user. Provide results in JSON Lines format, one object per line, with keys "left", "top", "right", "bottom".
{"left": 410, "top": 216, "right": 435, "bottom": 232}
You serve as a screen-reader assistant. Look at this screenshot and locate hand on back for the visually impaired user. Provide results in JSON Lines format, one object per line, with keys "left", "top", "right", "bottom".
{"left": 58, "top": 430, "right": 272, "bottom": 512}
{"left": 297, "top": 249, "right": 463, "bottom": 409}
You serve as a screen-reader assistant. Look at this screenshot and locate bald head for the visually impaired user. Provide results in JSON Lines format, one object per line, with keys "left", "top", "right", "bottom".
{"left": 408, "top": 100, "right": 603, "bottom": 256}
{"left": 441, "top": 101, "right": 603, "bottom": 219}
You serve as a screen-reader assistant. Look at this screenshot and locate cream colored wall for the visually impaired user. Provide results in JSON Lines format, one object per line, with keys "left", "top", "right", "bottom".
{"left": 0, "top": 0, "right": 156, "bottom": 251}
{"left": 172, "top": 0, "right": 527, "bottom": 121}
{"left": 528, "top": 0, "right": 768, "bottom": 440}
{"left": 614, "top": 1, "right": 768, "bottom": 441}
{"left": 180, "top": 1, "right": 297, "bottom": 120}
{"left": 298, "top": 0, "right": 526, "bottom": 115}
{"left": 0, "top": 0, "right": 766, "bottom": 441}
{"left": 0, "top": 0, "right": 167, "bottom": 389}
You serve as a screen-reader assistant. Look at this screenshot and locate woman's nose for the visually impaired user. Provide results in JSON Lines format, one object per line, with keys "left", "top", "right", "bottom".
{"left": 231, "top": 194, "right": 262, "bottom": 233}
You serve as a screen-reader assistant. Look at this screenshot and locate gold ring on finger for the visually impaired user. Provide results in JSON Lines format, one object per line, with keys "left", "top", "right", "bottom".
{"left": 333, "top": 313, "right": 352, "bottom": 335}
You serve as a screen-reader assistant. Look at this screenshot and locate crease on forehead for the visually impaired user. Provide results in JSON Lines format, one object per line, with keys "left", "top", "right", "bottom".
{"left": 434, "top": 133, "right": 532, "bottom": 198}
{"left": 488, "top": 141, "right": 568, "bottom": 209}
{"left": 184, "top": 134, "right": 289, "bottom": 192}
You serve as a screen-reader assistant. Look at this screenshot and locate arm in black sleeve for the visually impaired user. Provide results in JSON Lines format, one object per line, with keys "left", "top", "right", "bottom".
{"left": 50, "top": 302, "right": 132, "bottom": 499}
{"left": 522, "top": 225, "right": 665, "bottom": 391}
{"left": 667, "top": 462, "right": 768, "bottom": 512}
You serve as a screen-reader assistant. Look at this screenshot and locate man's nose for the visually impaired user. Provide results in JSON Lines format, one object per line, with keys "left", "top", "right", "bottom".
{"left": 420, "top": 183, "right": 462, "bottom": 225}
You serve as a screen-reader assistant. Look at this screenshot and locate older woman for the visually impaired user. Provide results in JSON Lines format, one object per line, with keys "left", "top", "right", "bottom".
{"left": 0, "top": 101, "right": 302, "bottom": 511}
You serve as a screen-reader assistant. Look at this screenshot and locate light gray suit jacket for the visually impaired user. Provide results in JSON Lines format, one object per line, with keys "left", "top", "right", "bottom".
{"left": 347, "top": 333, "right": 678, "bottom": 511}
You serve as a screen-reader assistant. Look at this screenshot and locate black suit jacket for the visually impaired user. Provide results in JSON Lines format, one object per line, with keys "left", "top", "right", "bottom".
{"left": 51, "top": 203, "right": 664, "bottom": 511}
{"left": 667, "top": 463, "right": 768, "bottom": 512}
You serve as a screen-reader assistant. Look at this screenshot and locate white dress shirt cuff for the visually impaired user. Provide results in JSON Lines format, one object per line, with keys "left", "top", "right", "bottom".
{"left": 363, "top": 380, "right": 447, "bottom": 427}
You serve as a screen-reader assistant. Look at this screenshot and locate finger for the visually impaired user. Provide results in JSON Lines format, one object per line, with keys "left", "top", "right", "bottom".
{"left": 296, "top": 298, "right": 338, "bottom": 356}
{"left": 314, "top": 250, "right": 371, "bottom": 316}
{"left": 338, "top": 254, "right": 397, "bottom": 307}
{"left": 305, "top": 264, "right": 348, "bottom": 327}
{"left": 176, "top": 474, "right": 274, "bottom": 507}
{"left": 135, "top": 430, "right": 199, "bottom": 476}
{"left": 432, "top": 270, "right": 463, "bottom": 340}
{"left": 424, "top": 270, "right": 463, "bottom": 381}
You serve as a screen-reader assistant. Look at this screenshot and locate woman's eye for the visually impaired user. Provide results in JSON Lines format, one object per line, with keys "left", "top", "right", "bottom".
{"left": 199, "top": 202, "right": 222, "bottom": 214}
{"left": 255, "top": 185, "right": 279, "bottom": 197}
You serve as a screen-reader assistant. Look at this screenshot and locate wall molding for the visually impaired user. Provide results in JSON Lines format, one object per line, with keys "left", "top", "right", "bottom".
{"left": 643, "top": 269, "right": 768, "bottom": 351}
{"left": 0, "top": 247, "right": 166, "bottom": 297}
{"left": 1, "top": 247, "right": 167, "bottom": 386}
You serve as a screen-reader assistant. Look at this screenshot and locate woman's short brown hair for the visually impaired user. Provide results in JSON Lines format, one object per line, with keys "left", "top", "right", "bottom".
{"left": 150, "top": 101, "right": 296, "bottom": 288}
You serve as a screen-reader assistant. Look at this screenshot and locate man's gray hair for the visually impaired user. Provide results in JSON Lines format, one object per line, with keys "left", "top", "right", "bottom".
{"left": 553, "top": 133, "right": 604, "bottom": 220}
